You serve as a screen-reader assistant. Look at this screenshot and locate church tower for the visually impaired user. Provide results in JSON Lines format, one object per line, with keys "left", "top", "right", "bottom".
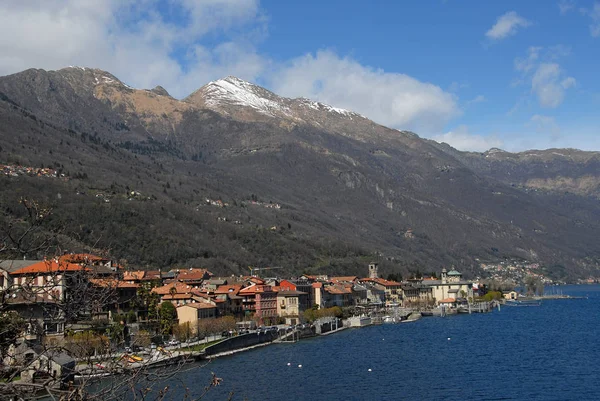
{"left": 368, "top": 262, "right": 379, "bottom": 279}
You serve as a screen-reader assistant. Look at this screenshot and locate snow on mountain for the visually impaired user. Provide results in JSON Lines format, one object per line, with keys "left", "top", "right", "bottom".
{"left": 192, "top": 76, "right": 292, "bottom": 118}
{"left": 187, "top": 76, "right": 362, "bottom": 122}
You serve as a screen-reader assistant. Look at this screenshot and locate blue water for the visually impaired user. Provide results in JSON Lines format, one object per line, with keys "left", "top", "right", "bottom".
{"left": 168, "top": 285, "right": 600, "bottom": 401}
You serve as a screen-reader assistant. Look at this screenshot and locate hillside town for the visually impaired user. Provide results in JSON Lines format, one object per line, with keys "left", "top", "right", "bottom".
{"left": 0, "top": 254, "right": 509, "bottom": 393}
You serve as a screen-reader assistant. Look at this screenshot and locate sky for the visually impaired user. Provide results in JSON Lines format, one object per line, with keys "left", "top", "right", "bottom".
{"left": 0, "top": 0, "right": 599, "bottom": 152}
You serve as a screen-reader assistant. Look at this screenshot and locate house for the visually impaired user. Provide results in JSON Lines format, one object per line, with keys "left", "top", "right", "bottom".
{"left": 419, "top": 268, "right": 473, "bottom": 305}
{"left": 503, "top": 290, "right": 518, "bottom": 300}
{"left": 88, "top": 278, "right": 139, "bottom": 318}
{"left": 323, "top": 284, "right": 353, "bottom": 308}
{"left": 4, "top": 343, "right": 75, "bottom": 386}
{"left": 172, "top": 268, "right": 212, "bottom": 286}
{"left": 123, "top": 270, "right": 163, "bottom": 287}
{"left": 438, "top": 298, "right": 457, "bottom": 308}
{"left": 276, "top": 290, "right": 308, "bottom": 325}
{"left": 330, "top": 276, "right": 358, "bottom": 284}
{"left": 176, "top": 303, "right": 218, "bottom": 329}
{"left": 8, "top": 257, "right": 113, "bottom": 333}
{"left": 0, "top": 260, "right": 42, "bottom": 292}
{"left": 238, "top": 284, "right": 277, "bottom": 324}
{"left": 359, "top": 278, "right": 402, "bottom": 306}
{"left": 214, "top": 284, "right": 244, "bottom": 317}
{"left": 356, "top": 282, "right": 383, "bottom": 306}
{"left": 401, "top": 284, "right": 434, "bottom": 307}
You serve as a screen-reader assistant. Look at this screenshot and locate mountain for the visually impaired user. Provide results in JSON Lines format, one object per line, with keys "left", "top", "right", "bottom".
{"left": 1, "top": 67, "right": 599, "bottom": 280}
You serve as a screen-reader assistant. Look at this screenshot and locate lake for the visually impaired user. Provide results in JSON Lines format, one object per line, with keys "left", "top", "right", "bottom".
{"left": 167, "top": 285, "right": 600, "bottom": 400}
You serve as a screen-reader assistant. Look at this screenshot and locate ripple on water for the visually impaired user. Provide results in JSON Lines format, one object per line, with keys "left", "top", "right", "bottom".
{"left": 166, "top": 285, "right": 600, "bottom": 401}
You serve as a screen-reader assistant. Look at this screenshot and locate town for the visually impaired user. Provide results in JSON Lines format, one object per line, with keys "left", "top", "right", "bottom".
{"left": 0, "top": 252, "right": 513, "bottom": 396}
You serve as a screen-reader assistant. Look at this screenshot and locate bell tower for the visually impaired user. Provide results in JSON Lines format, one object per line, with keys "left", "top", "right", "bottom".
{"left": 368, "top": 262, "right": 379, "bottom": 279}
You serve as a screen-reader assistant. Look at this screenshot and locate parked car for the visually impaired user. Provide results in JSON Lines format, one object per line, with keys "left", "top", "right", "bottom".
{"left": 168, "top": 339, "right": 180, "bottom": 346}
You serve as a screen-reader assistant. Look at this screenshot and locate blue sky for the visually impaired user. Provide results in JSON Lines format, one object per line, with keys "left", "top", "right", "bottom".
{"left": 0, "top": 0, "right": 599, "bottom": 152}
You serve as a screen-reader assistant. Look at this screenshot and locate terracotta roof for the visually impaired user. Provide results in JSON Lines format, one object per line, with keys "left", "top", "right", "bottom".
{"left": 360, "top": 278, "right": 402, "bottom": 287}
{"left": 152, "top": 282, "right": 194, "bottom": 295}
{"left": 239, "top": 284, "right": 273, "bottom": 295}
{"left": 324, "top": 285, "right": 352, "bottom": 295}
{"left": 439, "top": 298, "right": 457, "bottom": 303}
{"left": 162, "top": 293, "right": 194, "bottom": 300}
{"left": 177, "top": 302, "right": 217, "bottom": 309}
{"left": 89, "top": 278, "right": 139, "bottom": 289}
{"left": 123, "top": 270, "right": 162, "bottom": 281}
{"left": 175, "top": 268, "right": 212, "bottom": 281}
{"left": 214, "top": 285, "right": 242, "bottom": 295}
{"left": 330, "top": 276, "right": 358, "bottom": 283}
{"left": 10, "top": 260, "right": 88, "bottom": 275}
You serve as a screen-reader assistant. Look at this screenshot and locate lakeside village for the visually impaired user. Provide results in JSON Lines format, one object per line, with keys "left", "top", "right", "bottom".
{"left": 0, "top": 254, "right": 560, "bottom": 390}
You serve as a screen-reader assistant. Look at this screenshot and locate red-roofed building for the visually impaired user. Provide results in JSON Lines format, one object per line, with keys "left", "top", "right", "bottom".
{"left": 239, "top": 284, "right": 277, "bottom": 324}
{"left": 214, "top": 285, "right": 244, "bottom": 317}
{"left": 8, "top": 254, "right": 119, "bottom": 333}
{"left": 359, "top": 278, "right": 402, "bottom": 305}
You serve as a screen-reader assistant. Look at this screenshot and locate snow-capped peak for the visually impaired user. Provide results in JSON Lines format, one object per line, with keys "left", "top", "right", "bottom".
{"left": 296, "top": 97, "right": 360, "bottom": 117}
{"left": 198, "top": 76, "right": 292, "bottom": 117}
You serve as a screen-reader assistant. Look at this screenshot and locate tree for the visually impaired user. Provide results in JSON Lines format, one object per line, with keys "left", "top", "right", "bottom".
{"left": 172, "top": 322, "right": 193, "bottom": 342}
{"left": 0, "top": 199, "right": 220, "bottom": 400}
{"left": 0, "top": 311, "right": 26, "bottom": 359}
{"left": 159, "top": 302, "right": 177, "bottom": 336}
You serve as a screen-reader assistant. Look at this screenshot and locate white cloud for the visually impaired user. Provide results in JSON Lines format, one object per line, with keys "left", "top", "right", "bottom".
{"left": 466, "top": 95, "right": 486, "bottom": 107}
{"left": 558, "top": 0, "right": 576, "bottom": 15}
{"left": 0, "top": 0, "right": 265, "bottom": 98}
{"left": 0, "top": 2, "right": 463, "bottom": 134}
{"left": 528, "top": 115, "right": 561, "bottom": 141}
{"left": 270, "top": 50, "right": 460, "bottom": 134}
{"left": 514, "top": 47, "right": 575, "bottom": 108}
{"left": 590, "top": 2, "right": 600, "bottom": 37}
{"left": 432, "top": 125, "right": 503, "bottom": 152}
{"left": 531, "top": 63, "right": 576, "bottom": 108}
{"left": 485, "top": 11, "right": 531, "bottom": 40}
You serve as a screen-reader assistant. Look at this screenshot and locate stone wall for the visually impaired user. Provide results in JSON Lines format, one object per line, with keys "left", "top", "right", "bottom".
{"left": 203, "top": 331, "right": 276, "bottom": 356}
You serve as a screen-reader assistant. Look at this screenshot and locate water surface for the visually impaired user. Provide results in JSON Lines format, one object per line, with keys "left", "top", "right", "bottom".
{"left": 170, "top": 285, "right": 600, "bottom": 400}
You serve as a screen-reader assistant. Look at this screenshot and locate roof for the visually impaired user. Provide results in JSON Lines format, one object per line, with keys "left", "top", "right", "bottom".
{"left": 152, "top": 282, "right": 195, "bottom": 295}
{"left": 276, "top": 290, "right": 307, "bottom": 297}
{"left": 324, "top": 285, "right": 352, "bottom": 295}
{"left": 10, "top": 259, "right": 88, "bottom": 275}
{"left": 447, "top": 288, "right": 460, "bottom": 293}
{"left": 177, "top": 302, "right": 217, "bottom": 310}
{"left": 162, "top": 293, "right": 195, "bottom": 300}
{"left": 89, "top": 278, "right": 139, "bottom": 289}
{"left": 447, "top": 270, "right": 462, "bottom": 276}
{"left": 330, "top": 276, "right": 358, "bottom": 283}
{"left": 215, "top": 284, "right": 242, "bottom": 295}
{"left": 0, "top": 260, "right": 42, "bottom": 273}
{"left": 360, "top": 278, "right": 402, "bottom": 287}
{"left": 175, "top": 268, "right": 212, "bottom": 281}
{"left": 439, "top": 298, "right": 457, "bottom": 303}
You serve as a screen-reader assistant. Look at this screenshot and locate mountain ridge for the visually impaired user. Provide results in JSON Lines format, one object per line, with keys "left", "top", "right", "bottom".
{"left": 1, "top": 67, "right": 599, "bottom": 280}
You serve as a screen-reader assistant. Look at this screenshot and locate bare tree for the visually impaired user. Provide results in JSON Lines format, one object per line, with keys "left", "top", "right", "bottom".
{"left": 1, "top": 199, "right": 223, "bottom": 400}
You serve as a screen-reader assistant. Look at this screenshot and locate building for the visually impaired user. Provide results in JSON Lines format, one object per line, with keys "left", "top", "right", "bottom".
{"left": 176, "top": 303, "right": 218, "bottom": 328}
{"left": 368, "top": 262, "right": 379, "bottom": 279}
{"left": 359, "top": 278, "right": 402, "bottom": 306}
{"left": 276, "top": 290, "right": 308, "bottom": 325}
{"left": 239, "top": 284, "right": 277, "bottom": 324}
{"left": 419, "top": 268, "right": 473, "bottom": 305}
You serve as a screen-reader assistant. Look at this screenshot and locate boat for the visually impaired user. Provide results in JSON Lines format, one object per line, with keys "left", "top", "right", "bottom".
{"left": 401, "top": 312, "right": 422, "bottom": 323}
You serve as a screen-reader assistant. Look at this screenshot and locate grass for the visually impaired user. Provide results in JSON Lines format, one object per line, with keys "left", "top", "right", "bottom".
{"left": 176, "top": 340, "right": 222, "bottom": 352}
